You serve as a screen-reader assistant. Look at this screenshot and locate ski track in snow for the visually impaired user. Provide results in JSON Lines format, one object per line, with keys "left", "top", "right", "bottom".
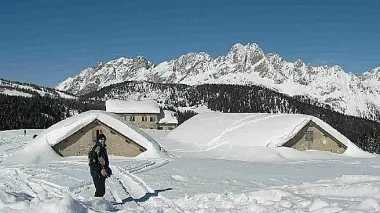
{"left": 205, "top": 114, "right": 283, "bottom": 149}
{"left": 111, "top": 165, "right": 186, "bottom": 212}
{"left": 0, "top": 158, "right": 172, "bottom": 212}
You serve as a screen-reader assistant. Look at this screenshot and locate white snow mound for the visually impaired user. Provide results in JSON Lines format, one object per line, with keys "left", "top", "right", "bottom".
{"left": 167, "top": 112, "right": 373, "bottom": 158}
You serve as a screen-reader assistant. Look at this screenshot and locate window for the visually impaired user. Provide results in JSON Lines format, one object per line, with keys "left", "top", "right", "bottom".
{"left": 305, "top": 131, "right": 313, "bottom": 142}
{"left": 142, "top": 116, "right": 148, "bottom": 122}
{"left": 129, "top": 116, "right": 135, "bottom": 122}
{"left": 93, "top": 129, "right": 103, "bottom": 141}
{"left": 150, "top": 117, "right": 156, "bottom": 122}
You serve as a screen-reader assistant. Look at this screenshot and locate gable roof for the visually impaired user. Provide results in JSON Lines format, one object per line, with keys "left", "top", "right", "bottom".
{"left": 166, "top": 112, "right": 369, "bottom": 157}
{"left": 106, "top": 99, "right": 160, "bottom": 114}
{"left": 4, "top": 110, "right": 165, "bottom": 164}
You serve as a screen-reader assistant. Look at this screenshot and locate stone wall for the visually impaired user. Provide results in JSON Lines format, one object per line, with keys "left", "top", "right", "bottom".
{"left": 157, "top": 123, "right": 177, "bottom": 130}
{"left": 116, "top": 113, "right": 158, "bottom": 129}
{"left": 52, "top": 120, "right": 146, "bottom": 157}
{"left": 283, "top": 121, "right": 347, "bottom": 154}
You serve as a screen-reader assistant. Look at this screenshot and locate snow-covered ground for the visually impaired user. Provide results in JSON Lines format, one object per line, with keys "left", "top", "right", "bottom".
{"left": 0, "top": 89, "right": 33, "bottom": 98}
{"left": 1, "top": 129, "right": 380, "bottom": 212}
{"left": 0, "top": 79, "right": 78, "bottom": 99}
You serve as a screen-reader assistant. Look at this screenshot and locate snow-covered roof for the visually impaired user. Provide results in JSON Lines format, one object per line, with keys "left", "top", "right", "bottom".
{"left": 158, "top": 110, "right": 178, "bottom": 124}
{"left": 106, "top": 99, "right": 160, "bottom": 114}
{"left": 4, "top": 110, "right": 165, "bottom": 164}
{"left": 167, "top": 112, "right": 370, "bottom": 157}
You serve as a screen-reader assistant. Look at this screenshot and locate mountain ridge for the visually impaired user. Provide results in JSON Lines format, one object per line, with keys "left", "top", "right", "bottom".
{"left": 56, "top": 43, "right": 380, "bottom": 120}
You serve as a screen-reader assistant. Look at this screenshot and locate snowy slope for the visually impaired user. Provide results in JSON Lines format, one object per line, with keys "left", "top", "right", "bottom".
{"left": 0, "top": 88, "right": 33, "bottom": 97}
{"left": 0, "top": 78, "right": 77, "bottom": 99}
{"left": 56, "top": 43, "right": 380, "bottom": 120}
{"left": 1, "top": 129, "right": 380, "bottom": 212}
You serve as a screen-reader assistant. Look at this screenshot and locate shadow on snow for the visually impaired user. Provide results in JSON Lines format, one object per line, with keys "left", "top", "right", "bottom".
{"left": 111, "top": 188, "right": 173, "bottom": 205}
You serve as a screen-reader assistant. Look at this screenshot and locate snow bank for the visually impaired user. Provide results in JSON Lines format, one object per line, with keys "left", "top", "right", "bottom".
{"left": 0, "top": 191, "right": 116, "bottom": 213}
{"left": 166, "top": 112, "right": 373, "bottom": 159}
{"left": 3, "top": 110, "right": 165, "bottom": 165}
{"left": 106, "top": 99, "right": 160, "bottom": 114}
{"left": 2, "top": 185, "right": 380, "bottom": 213}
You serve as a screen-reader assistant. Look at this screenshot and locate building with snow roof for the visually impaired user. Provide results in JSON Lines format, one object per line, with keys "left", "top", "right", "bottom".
{"left": 2, "top": 110, "right": 165, "bottom": 164}
{"left": 157, "top": 110, "right": 179, "bottom": 130}
{"left": 105, "top": 99, "right": 178, "bottom": 130}
{"left": 167, "top": 112, "right": 366, "bottom": 155}
{"left": 31, "top": 110, "right": 163, "bottom": 161}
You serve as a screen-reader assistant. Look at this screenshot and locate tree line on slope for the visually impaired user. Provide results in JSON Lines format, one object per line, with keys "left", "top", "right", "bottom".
{"left": 0, "top": 78, "right": 75, "bottom": 98}
{"left": 83, "top": 81, "right": 380, "bottom": 153}
{"left": 0, "top": 94, "right": 104, "bottom": 130}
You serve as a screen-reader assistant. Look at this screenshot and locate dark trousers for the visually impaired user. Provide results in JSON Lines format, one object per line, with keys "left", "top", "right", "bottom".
{"left": 92, "top": 175, "right": 106, "bottom": 197}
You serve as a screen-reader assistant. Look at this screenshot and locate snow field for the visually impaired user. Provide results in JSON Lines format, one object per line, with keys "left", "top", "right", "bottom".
{"left": 3, "top": 162, "right": 380, "bottom": 212}
{"left": 1, "top": 88, "right": 33, "bottom": 97}
{"left": 138, "top": 158, "right": 380, "bottom": 213}
{"left": 1, "top": 129, "right": 380, "bottom": 212}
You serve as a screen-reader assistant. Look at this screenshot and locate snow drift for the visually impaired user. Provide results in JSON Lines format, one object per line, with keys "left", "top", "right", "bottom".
{"left": 166, "top": 112, "right": 373, "bottom": 160}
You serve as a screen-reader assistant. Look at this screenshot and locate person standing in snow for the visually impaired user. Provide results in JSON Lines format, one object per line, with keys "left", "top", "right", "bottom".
{"left": 88, "top": 133, "right": 112, "bottom": 197}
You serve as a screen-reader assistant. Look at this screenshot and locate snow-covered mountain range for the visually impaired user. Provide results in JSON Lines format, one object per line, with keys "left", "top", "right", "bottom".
{"left": 56, "top": 43, "right": 380, "bottom": 120}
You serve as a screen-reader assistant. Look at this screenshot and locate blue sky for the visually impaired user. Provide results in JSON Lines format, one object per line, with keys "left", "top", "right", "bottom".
{"left": 0, "top": 0, "right": 379, "bottom": 86}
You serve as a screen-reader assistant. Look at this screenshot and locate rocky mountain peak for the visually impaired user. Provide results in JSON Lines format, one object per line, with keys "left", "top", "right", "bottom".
{"left": 226, "top": 43, "right": 264, "bottom": 65}
{"left": 56, "top": 43, "right": 380, "bottom": 121}
{"left": 360, "top": 67, "right": 380, "bottom": 85}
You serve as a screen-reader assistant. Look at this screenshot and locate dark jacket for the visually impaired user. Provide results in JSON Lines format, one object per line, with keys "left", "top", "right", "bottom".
{"left": 89, "top": 142, "right": 110, "bottom": 177}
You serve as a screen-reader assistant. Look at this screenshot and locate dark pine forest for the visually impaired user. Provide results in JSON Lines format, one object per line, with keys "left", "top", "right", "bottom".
{"left": 1, "top": 81, "right": 380, "bottom": 153}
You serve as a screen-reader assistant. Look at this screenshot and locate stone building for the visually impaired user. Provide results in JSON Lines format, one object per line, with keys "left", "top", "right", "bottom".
{"left": 167, "top": 112, "right": 354, "bottom": 154}
{"left": 48, "top": 110, "right": 161, "bottom": 157}
{"left": 282, "top": 121, "right": 347, "bottom": 153}
{"left": 105, "top": 99, "right": 178, "bottom": 130}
